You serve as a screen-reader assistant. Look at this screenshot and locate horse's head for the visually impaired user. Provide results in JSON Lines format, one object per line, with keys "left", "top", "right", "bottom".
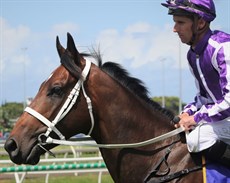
{"left": 4, "top": 33, "right": 94, "bottom": 165}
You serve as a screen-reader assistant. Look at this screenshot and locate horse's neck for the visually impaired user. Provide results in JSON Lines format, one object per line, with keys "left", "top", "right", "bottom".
{"left": 98, "top": 92, "right": 167, "bottom": 132}
{"left": 95, "top": 92, "right": 175, "bottom": 182}
{"left": 90, "top": 69, "right": 173, "bottom": 143}
{"left": 89, "top": 69, "right": 178, "bottom": 182}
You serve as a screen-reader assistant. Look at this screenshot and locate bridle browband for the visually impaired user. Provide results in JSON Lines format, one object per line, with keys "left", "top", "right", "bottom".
{"left": 24, "top": 59, "right": 184, "bottom": 154}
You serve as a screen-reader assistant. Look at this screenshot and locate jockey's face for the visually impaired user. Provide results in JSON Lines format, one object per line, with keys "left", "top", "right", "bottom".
{"left": 173, "top": 15, "right": 193, "bottom": 44}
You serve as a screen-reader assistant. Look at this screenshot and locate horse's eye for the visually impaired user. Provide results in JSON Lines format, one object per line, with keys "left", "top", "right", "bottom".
{"left": 48, "top": 86, "right": 63, "bottom": 97}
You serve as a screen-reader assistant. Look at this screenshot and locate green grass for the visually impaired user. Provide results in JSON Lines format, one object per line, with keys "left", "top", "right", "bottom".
{"left": 1, "top": 174, "right": 114, "bottom": 183}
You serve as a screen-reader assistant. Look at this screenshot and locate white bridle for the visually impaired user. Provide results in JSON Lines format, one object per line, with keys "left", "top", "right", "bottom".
{"left": 24, "top": 59, "right": 94, "bottom": 146}
{"left": 24, "top": 59, "right": 184, "bottom": 152}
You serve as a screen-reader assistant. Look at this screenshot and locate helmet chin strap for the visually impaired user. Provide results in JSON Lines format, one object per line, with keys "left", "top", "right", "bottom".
{"left": 187, "top": 15, "right": 199, "bottom": 46}
{"left": 187, "top": 34, "right": 196, "bottom": 46}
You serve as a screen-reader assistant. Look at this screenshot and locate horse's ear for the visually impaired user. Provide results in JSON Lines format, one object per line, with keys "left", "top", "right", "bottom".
{"left": 56, "top": 36, "right": 65, "bottom": 57}
{"left": 67, "top": 33, "right": 80, "bottom": 60}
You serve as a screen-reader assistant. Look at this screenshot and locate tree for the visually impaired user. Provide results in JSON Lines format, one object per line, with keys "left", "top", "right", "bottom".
{"left": 0, "top": 102, "right": 24, "bottom": 130}
{"left": 152, "top": 96, "right": 186, "bottom": 115}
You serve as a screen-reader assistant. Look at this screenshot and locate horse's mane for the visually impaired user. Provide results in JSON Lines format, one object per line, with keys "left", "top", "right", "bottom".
{"left": 80, "top": 51, "right": 174, "bottom": 120}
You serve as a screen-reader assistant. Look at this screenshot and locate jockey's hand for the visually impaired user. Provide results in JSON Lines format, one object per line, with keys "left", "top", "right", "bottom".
{"left": 174, "top": 113, "right": 196, "bottom": 131}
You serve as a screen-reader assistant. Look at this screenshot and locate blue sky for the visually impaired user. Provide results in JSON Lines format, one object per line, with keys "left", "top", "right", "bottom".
{"left": 0, "top": 0, "right": 230, "bottom": 105}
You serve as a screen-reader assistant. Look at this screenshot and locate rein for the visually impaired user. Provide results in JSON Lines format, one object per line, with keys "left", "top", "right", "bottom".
{"left": 24, "top": 59, "right": 184, "bottom": 151}
{"left": 44, "top": 126, "right": 184, "bottom": 148}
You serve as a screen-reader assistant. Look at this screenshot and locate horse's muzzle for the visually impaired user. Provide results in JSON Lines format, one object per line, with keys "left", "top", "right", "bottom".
{"left": 4, "top": 137, "right": 41, "bottom": 165}
{"left": 4, "top": 138, "right": 22, "bottom": 164}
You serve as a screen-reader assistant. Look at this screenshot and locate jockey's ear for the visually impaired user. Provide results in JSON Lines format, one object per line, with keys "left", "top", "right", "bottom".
{"left": 197, "top": 18, "right": 208, "bottom": 31}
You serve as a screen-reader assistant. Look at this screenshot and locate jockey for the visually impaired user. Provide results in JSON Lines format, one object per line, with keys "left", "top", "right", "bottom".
{"left": 162, "top": 0, "right": 230, "bottom": 167}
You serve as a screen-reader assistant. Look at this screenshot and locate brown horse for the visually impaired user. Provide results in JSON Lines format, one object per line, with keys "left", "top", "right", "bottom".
{"left": 4, "top": 33, "right": 203, "bottom": 183}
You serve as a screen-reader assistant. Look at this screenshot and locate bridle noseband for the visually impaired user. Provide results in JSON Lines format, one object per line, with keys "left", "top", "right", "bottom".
{"left": 24, "top": 59, "right": 94, "bottom": 152}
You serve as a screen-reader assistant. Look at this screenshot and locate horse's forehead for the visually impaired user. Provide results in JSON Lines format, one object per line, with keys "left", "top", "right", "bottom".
{"left": 46, "top": 73, "right": 54, "bottom": 82}
{"left": 44, "top": 66, "right": 67, "bottom": 83}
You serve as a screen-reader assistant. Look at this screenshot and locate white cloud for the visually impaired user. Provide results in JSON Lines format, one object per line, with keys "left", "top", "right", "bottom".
{"left": 0, "top": 18, "right": 79, "bottom": 76}
{"left": 49, "top": 22, "right": 80, "bottom": 39}
{"left": 0, "top": 18, "right": 194, "bottom": 103}
{"left": 94, "top": 22, "right": 195, "bottom": 103}
{"left": 96, "top": 22, "right": 190, "bottom": 70}
{"left": 0, "top": 17, "right": 31, "bottom": 74}
{"left": 125, "top": 22, "right": 152, "bottom": 34}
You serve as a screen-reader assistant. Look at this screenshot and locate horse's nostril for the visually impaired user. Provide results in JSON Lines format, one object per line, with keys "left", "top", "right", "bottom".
{"left": 5, "top": 139, "right": 18, "bottom": 153}
{"left": 4, "top": 138, "right": 23, "bottom": 165}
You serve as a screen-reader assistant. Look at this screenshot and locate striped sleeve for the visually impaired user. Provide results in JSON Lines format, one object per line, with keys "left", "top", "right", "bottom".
{"left": 194, "top": 41, "right": 230, "bottom": 123}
